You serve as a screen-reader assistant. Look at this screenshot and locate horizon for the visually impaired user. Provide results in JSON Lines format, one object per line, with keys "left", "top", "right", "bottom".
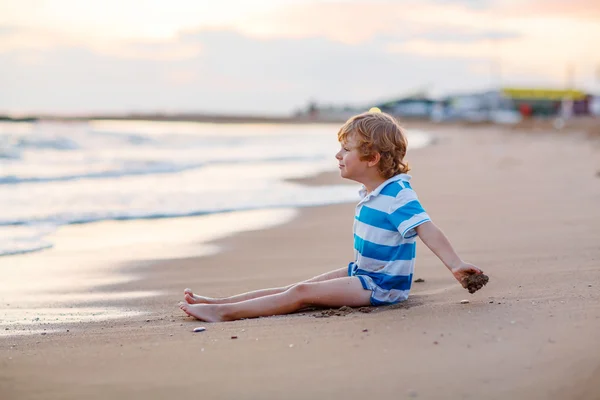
{"left": 1, "top": 0, "right": 599, "bottom": 115}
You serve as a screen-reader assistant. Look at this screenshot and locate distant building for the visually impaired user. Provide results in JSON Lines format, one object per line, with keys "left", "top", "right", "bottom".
{"left": 294, "top": 101, "right": 359, "bottom": 121}
{"left": 590, "top": 95, "right": 600, "bottom": 117}
{"left": 373, "top": 95, "right": 435, "bottom": 118}
{"left": 501, "top": 88, "right": 590, "bottom": 117}
{"left": 432, "top": 87, "right": 594, "bottom": 124}
{"left": 294, "top": 87, "right": 597, "bottom": 123}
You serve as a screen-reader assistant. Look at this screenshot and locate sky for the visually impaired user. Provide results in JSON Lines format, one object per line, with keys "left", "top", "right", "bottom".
{"left": 1, "top": 0, "right": 599, "bottom": 115}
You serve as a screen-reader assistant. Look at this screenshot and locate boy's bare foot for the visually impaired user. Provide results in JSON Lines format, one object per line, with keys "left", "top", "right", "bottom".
{"left": 183, "top": 288, "right": 213, "bottom": 304}
{"left": 179, "top": 302, "right": 224, "bottom": 322}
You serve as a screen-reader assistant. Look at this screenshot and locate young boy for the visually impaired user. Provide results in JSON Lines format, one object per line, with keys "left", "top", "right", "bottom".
{"left": 179, "top": 111, "right": 485, "bottom": 322}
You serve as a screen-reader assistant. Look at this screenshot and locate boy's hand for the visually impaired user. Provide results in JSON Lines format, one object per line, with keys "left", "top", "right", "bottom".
{"left": 451, "top": 262, "right": 488, "bottom": 293}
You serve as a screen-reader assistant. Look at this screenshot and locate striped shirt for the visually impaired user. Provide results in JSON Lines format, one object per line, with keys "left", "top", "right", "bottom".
{"left": 350, "top": 173, "right": 430, "bottom": 305}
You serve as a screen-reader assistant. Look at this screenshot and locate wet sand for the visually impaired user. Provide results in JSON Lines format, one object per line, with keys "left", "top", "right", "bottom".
{"left": 1, "top": 126, "right": 599, "bottom": 399}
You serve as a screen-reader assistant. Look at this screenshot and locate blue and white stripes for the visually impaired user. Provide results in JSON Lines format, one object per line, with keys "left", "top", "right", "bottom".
{"left": 350, "top": 174, "right": 430, "bottom": 305}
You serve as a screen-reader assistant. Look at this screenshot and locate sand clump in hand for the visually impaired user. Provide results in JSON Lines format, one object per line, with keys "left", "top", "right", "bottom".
{"left": 463, "top": 273, "right": 489, "bottom": 294}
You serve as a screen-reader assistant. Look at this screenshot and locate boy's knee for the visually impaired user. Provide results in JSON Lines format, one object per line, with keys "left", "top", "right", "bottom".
{"left": 287, "top": 283, "right": 312, "bottom": 303}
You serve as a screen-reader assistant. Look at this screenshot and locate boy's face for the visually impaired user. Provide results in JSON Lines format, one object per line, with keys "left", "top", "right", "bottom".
{"left": 335, "top": 134, "right": 371, "bottom": 182}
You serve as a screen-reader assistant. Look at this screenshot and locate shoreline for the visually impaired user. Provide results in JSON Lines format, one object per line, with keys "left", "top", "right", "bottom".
{"left": 1, "top": 125, "right": 599, "bottom": 399}
{"left": 0, "top": 208, "right": 303, "bottom": 335}
{"left": 2, "top": 113, "right": 598, "bottom": 137}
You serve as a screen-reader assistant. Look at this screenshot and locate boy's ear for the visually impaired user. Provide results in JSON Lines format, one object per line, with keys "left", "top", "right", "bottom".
{"left": 367, "top": 152, "right": 381, "bottom": 167}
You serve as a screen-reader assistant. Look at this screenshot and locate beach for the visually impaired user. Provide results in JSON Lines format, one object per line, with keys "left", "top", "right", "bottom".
{"left": 1, "top": 124, "right": 599, "bottom": 399}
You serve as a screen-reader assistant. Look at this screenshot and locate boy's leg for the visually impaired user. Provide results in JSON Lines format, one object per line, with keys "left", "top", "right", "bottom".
{"left": 301, "top": 267, "right": 349, "bottom": 283}
{"left": 184, "top": 267, "right": 348, "bottom": 304}
{"left": 179, "top": 276, "right": 371, "bottom": 322}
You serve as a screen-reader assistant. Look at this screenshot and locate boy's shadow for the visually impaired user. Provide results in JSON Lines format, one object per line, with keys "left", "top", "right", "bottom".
{"left": 301, "top": 297, "right": 425, "bottom": 319}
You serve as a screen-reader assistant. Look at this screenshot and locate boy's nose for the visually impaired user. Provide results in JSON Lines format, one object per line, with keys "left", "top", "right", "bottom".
{"left": 335, "top": 150, "right": 342, "bottom": 159}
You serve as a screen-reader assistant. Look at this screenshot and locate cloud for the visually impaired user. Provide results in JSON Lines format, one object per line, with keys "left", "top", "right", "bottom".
{"left": 0, "top": 29, "right": 501, "bottom": 114}
{"left": 234, "top": 0, "right": 507, "bottom": 44}
{"left": 499, "top": 0, "right": 600, "bottom": 19}
{"left": 428, "top": 0, "right": 498, "bottom": 9}
{"left": 0, "top": 0, "right": 598, "bottom": 114}
{"left": 99, "top": 39, "right": 203, "bottom": 61}
{"left": 416, "top": 29, "right": 521, "bottom": 43}
{"left": 0, "top": 25, "right": 75, "bottom": 52}
{"left": 0, "top": 25, "right": 19, "bottom": 36}
{"left": 0, "top": 24, "right": 202, "bottom": 61}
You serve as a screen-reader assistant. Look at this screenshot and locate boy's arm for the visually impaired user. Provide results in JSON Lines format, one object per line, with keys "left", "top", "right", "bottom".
{"left": 415, "top": 221, "right": 483, "bottom": 287}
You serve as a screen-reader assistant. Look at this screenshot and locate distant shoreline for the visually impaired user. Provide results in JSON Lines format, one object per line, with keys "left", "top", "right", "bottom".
{"left": 1, "top": 114, "right": 598, "bottom": 138}
{"left": 0, "top": 113, "right": 347, "bottom": 124}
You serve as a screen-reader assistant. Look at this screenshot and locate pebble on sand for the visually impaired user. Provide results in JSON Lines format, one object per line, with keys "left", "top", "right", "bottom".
{"left": 193, "top": 327, "right": 206, "bottom": 333}
{"left": 460, "top": 299, "right": 470, "bottom": 304}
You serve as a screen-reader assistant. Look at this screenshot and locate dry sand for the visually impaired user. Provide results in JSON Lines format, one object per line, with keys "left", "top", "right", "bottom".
{"left": 1, "top": 126, "right": 599, "bottom": 400}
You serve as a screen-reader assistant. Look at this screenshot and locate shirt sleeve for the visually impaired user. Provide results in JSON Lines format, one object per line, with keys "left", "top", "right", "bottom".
{"left": 387, "top": 189, "right": 430, "bottom": 239}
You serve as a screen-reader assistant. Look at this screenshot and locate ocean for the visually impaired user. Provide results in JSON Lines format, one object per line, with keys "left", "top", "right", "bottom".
{"left": 0, "top": 120, "right": 430, "bottom": 257}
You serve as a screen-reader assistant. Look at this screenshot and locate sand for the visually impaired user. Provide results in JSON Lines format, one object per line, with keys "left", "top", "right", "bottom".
{"left": 1, "top": 125, "right": 599, "bottom": 400}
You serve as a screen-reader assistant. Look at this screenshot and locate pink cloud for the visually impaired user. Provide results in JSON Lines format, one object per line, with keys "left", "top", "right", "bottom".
{"left": 232, "top": 0, "right": 532, "bottom": 53}
{"left": 500, "top": 0, "right": 600, "bottom": 19}
{"left": 240, "top": 1, "right": 462, "bottom": 43}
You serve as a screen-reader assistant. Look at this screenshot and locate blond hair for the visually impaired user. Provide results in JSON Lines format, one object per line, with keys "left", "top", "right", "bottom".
{"left": 337, "top": 112, "right": 410, "bottom": 179}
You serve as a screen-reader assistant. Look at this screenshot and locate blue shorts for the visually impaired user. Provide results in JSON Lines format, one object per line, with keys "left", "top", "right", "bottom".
{"left": 348, "top": 262, "right": 410, "bottom": 306}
